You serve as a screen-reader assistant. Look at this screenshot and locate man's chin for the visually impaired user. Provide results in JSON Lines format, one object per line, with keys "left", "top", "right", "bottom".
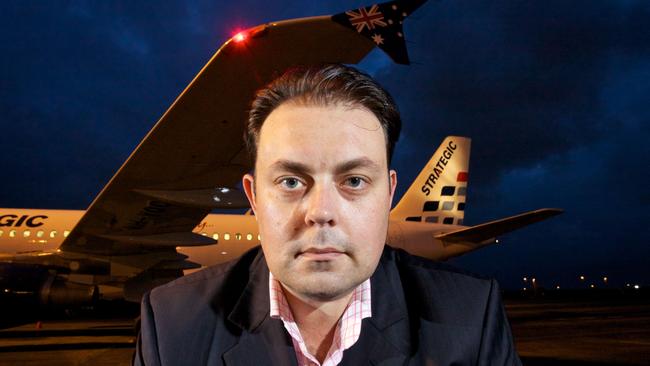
{"left": 287, "top": 273, "right": 360, "bottom": 302}
{"left": 295, "top": 286, "right": 354, "bottom": 302}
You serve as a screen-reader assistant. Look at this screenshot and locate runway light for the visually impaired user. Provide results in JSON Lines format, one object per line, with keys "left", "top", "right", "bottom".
{"left": 603, "top": 276, "right": 608, "bottom": 283}
{"left": 523, "top": 277, "right": 528, "bottom": 282}
{"left": 233, "top": 32, "right": 246, "bottom": 43}
{"left": 634, "top": 285, "right": 640, "bottom": 289}
{"left": 495, "top": 239, "right": 499, "bottom": 244}
{"left": 531, "top": 278, "right": 536, "bottom": 283}
{"left": 523, "top": 287, "right": 527, "bottom": 291}
{"left": 579, "top": 275, "right": 585, "bottom": 281}
{"left": 590, "top": 284, "right": 595, "bottom": 288}
{"left": 556, "top": 285, "right": 560, "bottom": 289}
{"left": 626, "top": 283, "right": 631, "bottom": 287}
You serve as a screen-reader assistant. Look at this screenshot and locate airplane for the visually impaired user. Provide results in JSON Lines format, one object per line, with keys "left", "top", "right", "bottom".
{"left": 0, "top": 0, "right": 561, "bottom": 307}
{"left": 0, "top": 135, "right": 561, "bottom": 306}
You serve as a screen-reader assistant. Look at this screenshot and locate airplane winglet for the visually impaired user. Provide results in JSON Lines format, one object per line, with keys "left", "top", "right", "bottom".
{"left": 332, "top": 0, "right": 428, "bottom": 64}
{"left": 435, "top": 208, "right": 564, "bottom": 244}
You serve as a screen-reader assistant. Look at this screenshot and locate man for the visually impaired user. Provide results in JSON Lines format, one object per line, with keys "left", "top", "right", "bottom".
{"left": 134, "top": 64, "right": 521, "bottom": 365}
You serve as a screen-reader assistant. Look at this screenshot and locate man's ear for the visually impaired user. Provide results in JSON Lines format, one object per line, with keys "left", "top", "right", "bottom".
{"left": 242, "top": 173, "right": 257, "bottom": 215}
{"left": 388, "top": 169, "right": 397, "bottom": 207}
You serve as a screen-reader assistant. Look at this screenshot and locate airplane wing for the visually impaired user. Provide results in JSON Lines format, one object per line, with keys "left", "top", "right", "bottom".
{"left": 60, "top": 2, "right": 426, "bottom": 261}
{"left": 435, "top": 208, "right": 564, "bottom": 244}
{"left": 61, "top": 19, "right": 373, "bottom": 257}
{"left": 2, "top": 1, "right": 430, "bottom": 304}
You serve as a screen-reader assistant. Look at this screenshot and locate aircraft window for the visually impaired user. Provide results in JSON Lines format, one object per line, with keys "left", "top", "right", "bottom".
{"left": 443, "top": 217, "right": 454, "bottom": 225}
{"left": 442, "top": 201, "right": 454, "bottom": 211}
{"left": 224, "top": 233, "right": 230, "bottom": 240}
{"left": 246, "top": 234, "right": 253, "bottom": 241}
{"left": 457, "top": 187, "right": 467, "bottom": 196}
{"left": 441, "top": 186, "right": 455, "bottom": 196}
{"left": 9, "top": 230, "right": 16, "bottom": 238}
{"left": 258, "top": 234, "right": 261, "bottom": 241}
{"left": 423, "top": 201, "right": 439, "bottom": 211}
{"left": 405, "top": 216, "right": 421, "bottom": 222}
{"left": 235, "top": 233, "right": 242, "bottom": 240}
{"left": 50, "top": 230, "right": 57, "bottom": 238}
{"left": 425, "top": 216, "right": 439, "bottom": 223}
{"left": 458, "top": 202, "right": 465, "bottom": 211}
{"left": 37, "top": 230, "right": 44, "bottom": 238}
{"left": 23, "top": 230, "right": 31, "bottom": 238}
{"left": 213, "top": 233, "right": 219, "bottom": 240}
{"left": 64, "top": 230, "right": 70, "bottom": 237}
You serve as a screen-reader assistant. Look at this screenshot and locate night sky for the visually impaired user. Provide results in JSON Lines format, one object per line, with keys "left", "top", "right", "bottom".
{"left": 1, "top": 1, "right": 648, "bottom": 289}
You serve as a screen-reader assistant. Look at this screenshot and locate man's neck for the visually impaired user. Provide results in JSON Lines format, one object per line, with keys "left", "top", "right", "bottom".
{"left": 282, "top": 286, "right": 354, "bottom": 363}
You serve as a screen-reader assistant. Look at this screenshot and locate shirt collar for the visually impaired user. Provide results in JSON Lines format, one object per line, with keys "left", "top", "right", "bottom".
{"left": 268, "top": 271, "right": 372, "bottom": 321}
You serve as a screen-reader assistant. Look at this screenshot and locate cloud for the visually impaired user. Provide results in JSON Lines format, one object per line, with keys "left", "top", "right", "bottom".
{"left": 0, "top": 0, "right": 648, "bottom": 287}
{"left": 382, "top": 0, "right": 650, "bottom": 194}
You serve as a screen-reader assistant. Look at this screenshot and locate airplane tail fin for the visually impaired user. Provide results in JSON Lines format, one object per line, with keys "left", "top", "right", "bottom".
{"left": 391, "top": 136, "right": 471, "bottom": 225}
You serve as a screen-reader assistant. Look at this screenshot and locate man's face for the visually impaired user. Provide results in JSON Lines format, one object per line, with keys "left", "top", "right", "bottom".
{"left": 243, "top": 102, "right": 397, "bottom": 302}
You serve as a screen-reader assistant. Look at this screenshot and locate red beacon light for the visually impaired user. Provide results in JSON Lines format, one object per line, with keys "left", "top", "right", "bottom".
{"left": 233, "top": 31, "right": 246, "bottom": 43}
{"left": 231, "top": 26, "right": 268, "bottom": 44}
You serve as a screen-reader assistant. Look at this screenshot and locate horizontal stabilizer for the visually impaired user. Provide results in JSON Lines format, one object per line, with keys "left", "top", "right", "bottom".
{"left": 435, "top": 208, "right": 563, "bottom": 244}
{"left": 96, "top": 232, "right": 216, "bottom": 247}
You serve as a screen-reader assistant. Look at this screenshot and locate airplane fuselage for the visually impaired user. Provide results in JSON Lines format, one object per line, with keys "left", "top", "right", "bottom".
{"left": 0, "top": 208, "right": 480, "bottom": 269}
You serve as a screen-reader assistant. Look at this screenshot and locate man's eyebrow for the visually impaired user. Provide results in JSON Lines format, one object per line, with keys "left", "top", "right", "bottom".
{"left": 268, "top": 157, "right": 381, "bottom": 175}
{"left": 334, "top": 157, "right": 381, "bottom": 175}
{"left": 269, "top": 160, "right": 314, "bottom": 175}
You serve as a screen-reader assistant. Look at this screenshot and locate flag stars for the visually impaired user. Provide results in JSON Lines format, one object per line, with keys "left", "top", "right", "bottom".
{"left": 371, "top": 33, "right": 384, "bottom": 45}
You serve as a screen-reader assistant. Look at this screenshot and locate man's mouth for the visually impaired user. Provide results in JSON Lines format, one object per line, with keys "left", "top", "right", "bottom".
{"left": 298, "top": 247, "right": 344, "bottom": 260}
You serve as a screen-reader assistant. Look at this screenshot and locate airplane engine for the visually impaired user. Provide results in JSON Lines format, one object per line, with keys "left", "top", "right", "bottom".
{"left": 38, "top": 276, "right": 98, "bottom": 306}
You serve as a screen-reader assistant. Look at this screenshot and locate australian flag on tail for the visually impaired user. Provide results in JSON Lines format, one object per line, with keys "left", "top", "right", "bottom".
{"left": 332, "top": 0, "right": 427, "bottom": 65}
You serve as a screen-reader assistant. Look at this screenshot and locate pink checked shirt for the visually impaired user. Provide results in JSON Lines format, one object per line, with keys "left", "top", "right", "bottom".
{"left": 269, "top": 272, "right": 372, "bottom": 366}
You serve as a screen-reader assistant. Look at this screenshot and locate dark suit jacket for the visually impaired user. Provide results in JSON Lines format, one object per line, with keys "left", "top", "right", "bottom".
{"left": 134, "top": 246, "right": 521, "bottom": 365}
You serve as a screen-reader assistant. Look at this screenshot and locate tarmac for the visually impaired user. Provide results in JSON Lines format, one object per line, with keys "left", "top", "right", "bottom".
{"left": 0, "top": 294, "right": 648, "bottom": 365}
{"left": 508, "top": 297, "right": 650, "bottom": 365}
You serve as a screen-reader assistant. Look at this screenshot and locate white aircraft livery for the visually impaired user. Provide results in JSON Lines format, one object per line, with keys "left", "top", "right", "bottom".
{"left": 0, "top": 1, "right": 561, "bottom": 306}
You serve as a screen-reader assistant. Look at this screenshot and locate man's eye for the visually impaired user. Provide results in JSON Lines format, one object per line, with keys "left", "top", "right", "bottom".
{"left": 280, "top": 178, "right": 302, "bottom": 189}
{"left": 344, "top": 177, "right": 365, "bottom": 188}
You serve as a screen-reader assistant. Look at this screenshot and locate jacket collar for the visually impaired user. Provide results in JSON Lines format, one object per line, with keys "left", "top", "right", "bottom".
{"left": 348, "top": 247, "right": 412, "bottom": 364}
{"left": 367, "top": 247, "right": 409, "bottom": 330}
{"left": 226, "top": 247, "right": 270, "bottom": 332}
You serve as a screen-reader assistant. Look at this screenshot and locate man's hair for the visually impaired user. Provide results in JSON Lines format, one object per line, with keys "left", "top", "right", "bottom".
{"left": 245, "top": 64, "right": 401, "bottom": 166}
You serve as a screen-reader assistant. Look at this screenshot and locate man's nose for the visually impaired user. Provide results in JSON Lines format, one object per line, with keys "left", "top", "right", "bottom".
{"left": 304, "top": 183, "right": 338, "bottom": 226}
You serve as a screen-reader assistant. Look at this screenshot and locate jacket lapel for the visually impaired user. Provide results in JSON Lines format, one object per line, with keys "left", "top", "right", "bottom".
{"left": 342, "top": 247, "right": 411, "bottom": 365}
{"left": 222, "top": 318, "right": 297, "bottom": 366}
{"left": 222, "top": 249, "right": 298, "bottom": 366}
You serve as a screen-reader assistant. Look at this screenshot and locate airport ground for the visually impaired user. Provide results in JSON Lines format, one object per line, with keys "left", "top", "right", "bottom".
{"left": 0, "top": 290, "right": 648, "bottom": 365}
